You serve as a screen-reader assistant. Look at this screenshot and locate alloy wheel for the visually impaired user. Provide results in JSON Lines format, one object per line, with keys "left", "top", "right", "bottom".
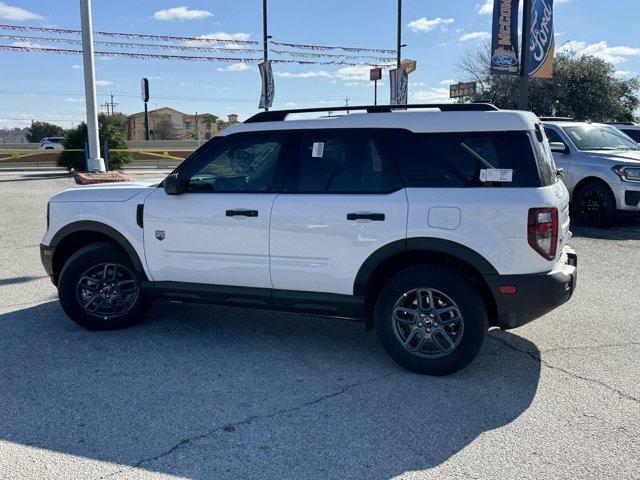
{"left": 391, "top": 288, "right": 464, "bottom": 358}
{"left": 76, "top": 263, "right": 140, "bottom": 319}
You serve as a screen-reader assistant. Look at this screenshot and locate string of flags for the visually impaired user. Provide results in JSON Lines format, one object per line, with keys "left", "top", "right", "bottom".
{"left": 0, "top": 44, "right": 393, "bottom": 67}
{"left": 0, "top": 33, "right": 396, "bottom": 62}
{"left": 0, "top": 24, "right": 396, "bottom": 61}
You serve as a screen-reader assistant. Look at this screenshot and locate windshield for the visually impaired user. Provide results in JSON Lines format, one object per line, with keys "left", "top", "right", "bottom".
{"left": 562, "top": 125, "right": 639, "bottom": 151}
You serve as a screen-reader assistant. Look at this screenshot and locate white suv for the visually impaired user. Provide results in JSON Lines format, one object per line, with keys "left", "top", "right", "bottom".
{"left": 41, "top": 104, "right": 577, "bottom": 375}
{"left": 39, "top": 137, "right": 65, "bottom": 150}
{"left": 543, "top": 119, "right": 640, "bottom": 226}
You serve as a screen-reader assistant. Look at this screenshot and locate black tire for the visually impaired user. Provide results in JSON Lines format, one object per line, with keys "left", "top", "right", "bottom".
{"left": 58, "top": 242, "right": 152, "bottom": 330}
{"left": 573, "top": 181, "right": 616, "bottom": 227}
{"left": 374, "top": 266, "right": 488, "bottom": 376}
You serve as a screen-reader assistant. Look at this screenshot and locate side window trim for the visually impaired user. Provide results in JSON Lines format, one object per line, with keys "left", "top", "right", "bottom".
{"left": 280, "top": 128, "right": 404, "bottom": 195}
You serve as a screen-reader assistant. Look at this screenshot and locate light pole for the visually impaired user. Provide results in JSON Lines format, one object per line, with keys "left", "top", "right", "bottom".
{"left": 262, "top": 0, "right": 269, "bottom": 111}
{"left": 79, "top": 0, "right": 105, "bottom": 172}
{"left": 518, "top": 0, "right": 532, "bottom": 110}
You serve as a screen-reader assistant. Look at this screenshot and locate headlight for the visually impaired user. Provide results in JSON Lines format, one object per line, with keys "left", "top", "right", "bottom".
{"left": 612, "top": 166, "right": 640, "bottom": 182}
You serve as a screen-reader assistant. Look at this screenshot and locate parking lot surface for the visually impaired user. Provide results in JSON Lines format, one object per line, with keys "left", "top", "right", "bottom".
{"left": 0, "top": 172, "right": 638, "bottom": 480}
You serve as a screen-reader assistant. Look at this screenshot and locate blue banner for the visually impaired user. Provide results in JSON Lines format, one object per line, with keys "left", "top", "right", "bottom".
{"left": 490, "top": 0, "right": 520, "bottom": 76}
{"left": 528, "top": 0, "right": 554, "bottom": 78}
{"left": 259, "top": 60, "right": 274, "bottom": 109}
{"left": 389, "top": 67, "right": 408, "bottom": 105}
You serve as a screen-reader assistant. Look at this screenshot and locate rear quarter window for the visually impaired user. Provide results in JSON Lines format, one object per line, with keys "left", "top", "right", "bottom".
{"left": 382, "top": 129, "right": 542, "bottom": 188}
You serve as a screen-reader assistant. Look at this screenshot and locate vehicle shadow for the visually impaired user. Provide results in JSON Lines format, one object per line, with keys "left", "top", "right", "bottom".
{"left": 0, "top": 301, "right": 541, "bottom": 479}
{"left": 572, "top": 218, "right": 640, "bottom": 241}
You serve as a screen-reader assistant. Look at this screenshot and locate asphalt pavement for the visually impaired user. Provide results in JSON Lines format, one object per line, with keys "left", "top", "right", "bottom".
{"left": 0, "top": 171, "right": 638, "bottom": 480}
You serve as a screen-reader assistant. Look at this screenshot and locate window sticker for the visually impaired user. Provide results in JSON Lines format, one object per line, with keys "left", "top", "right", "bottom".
{"left": 311, "top": 142, "right": 324, "bottom": 158}
{"left": 480, "top": 168, "right": 513, "bottom": 182}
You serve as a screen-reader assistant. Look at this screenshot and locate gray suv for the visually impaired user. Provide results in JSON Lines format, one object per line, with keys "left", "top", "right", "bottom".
{"left": 543, "top": 120, "right": 640, "bottom": 227}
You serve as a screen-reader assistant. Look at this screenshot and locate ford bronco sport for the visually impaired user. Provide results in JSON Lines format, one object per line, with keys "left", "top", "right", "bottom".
{"left": 41, "top": 104, "right": 577, "bottom": 375}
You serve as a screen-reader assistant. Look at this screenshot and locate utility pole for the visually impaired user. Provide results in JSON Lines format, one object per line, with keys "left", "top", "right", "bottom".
{"left": 262, "top": 0, "right": 269, "bottom": 111}
{"left": 518, "top": 0, "right": 532, "bottom": 110}
{"left": 345, "top": 96, "right": 350, "bottom": 114}
{"left": 397, "top": 0, "right": 402, "bottom": 68}
{"left": 108, "top": 93, "right": 118, "bottom": 115}
{"left": 79, "top": 0, "right": 105, "bottom": 172}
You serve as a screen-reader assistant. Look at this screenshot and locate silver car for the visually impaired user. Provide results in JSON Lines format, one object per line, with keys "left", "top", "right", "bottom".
{"left": 543, "top": 120, "right": 640, "bottom": 227}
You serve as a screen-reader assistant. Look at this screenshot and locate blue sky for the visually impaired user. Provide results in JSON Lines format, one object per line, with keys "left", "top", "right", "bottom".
{"left": 0, "top": 0, "right": 639, "bottom": 128}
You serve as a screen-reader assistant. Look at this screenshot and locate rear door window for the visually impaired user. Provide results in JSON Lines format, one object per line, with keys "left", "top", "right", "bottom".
{"left": 382, "top": 129, "right": 542, "bottom": 188}
{"left": 283, "top": 130, "right": 402, "bottom": 193}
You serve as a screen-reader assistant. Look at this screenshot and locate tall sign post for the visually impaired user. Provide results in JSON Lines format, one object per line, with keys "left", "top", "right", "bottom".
{"left": 79, "top": 0, "right": 105, "bottom": 172}
{"left": 141, "top": 77, "right": 150, "bottom": 141}
{"left": 518, "top": 0, "right": 533, "bottom": 110}
{"left": 261, "top": 0, "right": 271, "bottom": 111}
{"left": 370, "top": 67, "right": 382, "bottom": 105}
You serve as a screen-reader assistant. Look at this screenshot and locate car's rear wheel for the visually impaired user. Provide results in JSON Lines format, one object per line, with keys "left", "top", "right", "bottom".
{"left": 374, "top": 266, "right": 488, "bottom": 375}
{"left": 574, "top": 182, "right": 616, "bottom": 227}
{"left": 58, "top": 242, "right": 152, "bottom": 330}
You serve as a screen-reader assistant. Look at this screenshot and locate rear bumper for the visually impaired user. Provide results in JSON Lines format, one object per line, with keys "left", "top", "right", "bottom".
{"left": 485, "top": 246, "right": 578, "bottom": 329}
{"left": 40, "top": 243, "right": 55, "bottom": 284}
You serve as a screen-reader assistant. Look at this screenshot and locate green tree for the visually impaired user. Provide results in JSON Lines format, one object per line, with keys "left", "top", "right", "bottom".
{"left": 457, "top": 46, "right": 640, "bottom": 122}
{"left": 26, "top": 121, "right": 64, "bottom": 143}
{"left": 200, "top": 113, "right": 219, "bottom": 139}
{"left": 58, "top": 114, "right": 132, "bottom": 171}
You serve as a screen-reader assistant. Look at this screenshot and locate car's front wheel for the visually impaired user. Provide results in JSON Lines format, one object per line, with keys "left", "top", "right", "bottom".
{"left": 374, "top": 266, "right": 488, "bottom": 375}
{"left": 573, "top": 181, "right": 616, "bottom": 227}
{"left": 58, "top": 242, "right": 152, "bottom": 330}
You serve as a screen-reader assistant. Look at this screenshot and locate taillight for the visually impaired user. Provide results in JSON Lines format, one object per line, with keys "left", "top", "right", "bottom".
{"left": 528, "top": 207, "right": 558, "bottom": 260}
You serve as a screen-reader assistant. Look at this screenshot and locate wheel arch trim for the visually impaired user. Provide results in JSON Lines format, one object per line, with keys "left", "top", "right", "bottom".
{"left": 49, "top": 220, "right": 148, "bottom": 280}
{"left": 353, "top": 237, "right": 499, "bottom": 296}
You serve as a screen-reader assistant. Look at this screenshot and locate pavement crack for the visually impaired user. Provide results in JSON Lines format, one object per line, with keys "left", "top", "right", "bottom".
{"left": 489, "top": 332, "right": 639, "bottom": 404}
{"left": 98, "top": 370, "right": 397, "bottom": 479}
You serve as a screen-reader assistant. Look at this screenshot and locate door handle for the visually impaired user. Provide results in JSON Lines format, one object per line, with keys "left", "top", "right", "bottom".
{"left": 347, "top": 212, "right": 385, "bottom": 221}
{"left": 226, "top": 209, "right": 258, "bottom": 217}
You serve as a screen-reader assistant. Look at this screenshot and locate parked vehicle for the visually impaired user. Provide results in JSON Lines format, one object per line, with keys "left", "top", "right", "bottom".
{"left": 542, "top": 119, "right": 640, "bottom": 227}
{"left": 608, "top": 122, "right": 640, "bottom": 144}
{"left": 40, "top": 104, "right": 577, "bottom": 375}
{"left": 39, "top": 137, "right": 65, "bottom": 150}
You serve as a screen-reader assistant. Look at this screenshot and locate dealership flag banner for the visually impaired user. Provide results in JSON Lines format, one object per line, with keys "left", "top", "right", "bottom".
{"left": 389, "top": 67, "right": 408, "bottom": 105}
{"left": 490, "top": 0, "right": 520, "bottom": 76}
{"left": 528, "top": 0, "right": 555, "bottom": 78}
{"left": 259, "top": 60, "right": 275, "bottom": 109}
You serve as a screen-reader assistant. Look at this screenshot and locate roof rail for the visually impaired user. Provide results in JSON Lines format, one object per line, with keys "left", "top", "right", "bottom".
{"left": 538, "top": 116, "right": 575, "bottom": 122}
{"left": 244, "top": 103, "right": 499, "bottom": 123}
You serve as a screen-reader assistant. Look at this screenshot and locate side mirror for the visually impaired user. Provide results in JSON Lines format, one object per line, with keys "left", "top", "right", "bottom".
{"left": 163, "top": 173, "right": 185, "bottom": 195}
{"left": 549, "top": 142, "right": 569, "bottom": 154}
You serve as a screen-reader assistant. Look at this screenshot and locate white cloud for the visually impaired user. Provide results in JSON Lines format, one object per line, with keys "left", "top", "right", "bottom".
{"left": 335, "top": 65, "right": 373, "bottom": 81}
{"left": 65, "top": 97, "right": 84, "bottom": 103}
{"left": 477, "top": 0, "right": 493, "bottom": 15}
{"left": 440, "top": 79, "right": 455, "bottom": 85}
{"left": 275, "top": 70, "right": 332, "bottom": 79}
{"left": 184, "top": 32, "right": 252, "bottom": 49}
{"left": 407, "top": 17, "right": 454, "bottom": 33}
{"left": 153, "top": 6, "right": 213, "bottom": 21}
{"left": 216, "top": 62, "right": 250, "bottom": 72}
{"left": 557, "top": 40, "right": 640, "bottom": 64}
{"left": 459, "top": 31, "right": 490, "bottom": 42}
{"left": 95, "top": 80, "right": 113, "bottom": 86}
{"left": 411, "top": 87, "right": 453, "bottom": 103}
{"left": 556, "top": 0, "right": 570, "bottom": 3}
{"left": 11, "top": 40, "right": 46, "bottom": 48}
{"left": 71, "top": 64, "right": 82, "bottom": 69}
{"left": 0, "top": 2, "right": 42, "bottom": 20}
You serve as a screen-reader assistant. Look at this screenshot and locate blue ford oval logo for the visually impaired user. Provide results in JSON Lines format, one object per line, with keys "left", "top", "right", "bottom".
{"left": 492, "top": 54, "right": 518, "bottom": 66}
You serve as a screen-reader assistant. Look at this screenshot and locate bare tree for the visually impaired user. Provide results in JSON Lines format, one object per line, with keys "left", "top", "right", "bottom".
{"left": 154, "top": 119, "right": 177, "bottom": 140}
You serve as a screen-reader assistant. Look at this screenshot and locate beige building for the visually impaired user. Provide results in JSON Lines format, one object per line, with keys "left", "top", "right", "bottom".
{"left": 126, "top": 107, "right": 238, "bottom": 141}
